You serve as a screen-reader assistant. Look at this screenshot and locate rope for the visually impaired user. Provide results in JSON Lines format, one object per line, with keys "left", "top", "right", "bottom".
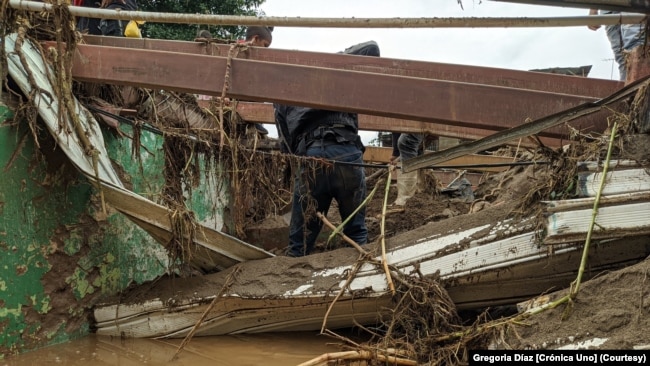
{"left": 86, "top": 104, "right": 551, "bottom": 170}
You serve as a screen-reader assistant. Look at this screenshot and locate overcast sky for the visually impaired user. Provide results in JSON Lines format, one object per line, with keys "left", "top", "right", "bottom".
{"left": 255, "top": 0, "right": 620, "bottom": 141}
{"left": 260, "top": 0, "right": 618, "bottom": 79}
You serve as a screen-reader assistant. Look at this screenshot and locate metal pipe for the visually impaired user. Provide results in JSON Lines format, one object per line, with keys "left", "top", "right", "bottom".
{"left": 490, "top": 0, "right": 650, "bottom": 14}
{"left": 8, "top": 0, "right": 647, "bottom": 28}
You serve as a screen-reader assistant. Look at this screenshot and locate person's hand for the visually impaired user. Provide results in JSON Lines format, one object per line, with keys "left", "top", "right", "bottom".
{"left": 100, "top": 0, "right": 125, "bottom": 8}
{"left": 588, "top": 9, "right": 601, "bottom": 31}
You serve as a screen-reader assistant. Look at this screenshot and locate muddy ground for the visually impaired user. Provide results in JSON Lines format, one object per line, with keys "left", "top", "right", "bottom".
{"left": 95, "top": 131, "right": 650, "bottom": 358}
{"left": 360, "top": 143, "right": 650, "bottom": 349}
{"left": 310, "top": 137, "right": 650, "bottom": 352}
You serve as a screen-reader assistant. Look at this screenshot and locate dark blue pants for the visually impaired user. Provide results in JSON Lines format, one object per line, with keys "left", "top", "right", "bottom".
{"left": 288, "top": 143, "right": 368, "bottom": 257}
{"left": 397, "top": 133, "right": 424, "bottom": 161}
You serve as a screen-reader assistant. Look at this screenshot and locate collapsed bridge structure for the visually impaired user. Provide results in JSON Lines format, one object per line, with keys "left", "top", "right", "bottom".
{"left": 1, "top": 0, "right": 650, "bottom": 359}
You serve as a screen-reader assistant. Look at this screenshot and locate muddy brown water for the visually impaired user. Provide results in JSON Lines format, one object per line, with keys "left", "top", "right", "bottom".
{"left": 4, "top": 332, "right": 341, "bottom": 365}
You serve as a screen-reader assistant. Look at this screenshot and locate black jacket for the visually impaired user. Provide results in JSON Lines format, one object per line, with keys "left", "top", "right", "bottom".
{"left": 274, "top": 106, "right": 359, "bottom": 154}
{"left": 274, "top": 41, "right": 380, "bottom": 154}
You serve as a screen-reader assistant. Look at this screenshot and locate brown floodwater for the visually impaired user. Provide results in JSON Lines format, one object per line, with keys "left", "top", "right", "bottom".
{"left": 3, "top": 332, "right": 344, "bottom": 366}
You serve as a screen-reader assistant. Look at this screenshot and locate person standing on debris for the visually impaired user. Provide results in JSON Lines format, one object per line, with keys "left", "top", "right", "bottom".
{"left": 588, "top": 9, "right": 645, "bottom": 81}
{"left": 391, "top": 132, "right": 424, "bottom": 206}
{"left": 275, "top": 40, "right": 380, "bottom": 257}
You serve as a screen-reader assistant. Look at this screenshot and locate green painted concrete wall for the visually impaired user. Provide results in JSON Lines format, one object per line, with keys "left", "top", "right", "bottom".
{"left": 0, "top": 101, "right": 227, "bottom": 357}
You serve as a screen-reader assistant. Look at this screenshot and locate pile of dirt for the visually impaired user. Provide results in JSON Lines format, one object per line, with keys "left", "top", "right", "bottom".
{"left": 500, "top": 257, "right": 650, "bottom": 350}
{"left": 322, "top": 142, "right": 650, "bottom": 354}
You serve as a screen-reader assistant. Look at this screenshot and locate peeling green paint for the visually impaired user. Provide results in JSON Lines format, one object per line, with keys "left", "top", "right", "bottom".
{"left": 66, "top": 268, "right": 96, "bottom": 299}
{"left": 0, "top": 306, "right": 22, "bottom": 318}
{"left": 0, "top": 106, "right": 169, "bottom": 356}
{"left": 0, "top": 100, "right": 229, "bottom": 356}
{"left": 106, "top": 124, "right": 228, "bottom": 229}
{"left": 29, "top": 294, "right": 52, "bottom": 314}
{"left": 63, "top": 230, "right": 82, "bottom": 256}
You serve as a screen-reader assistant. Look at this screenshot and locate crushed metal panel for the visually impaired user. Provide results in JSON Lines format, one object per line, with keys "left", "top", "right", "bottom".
{"left": 6, "top": 35, "right": 123, "bottom": 187}
{"left": 102, "top": 185, "right": 272, "bottom": 270}
{"left": 577, "top": 168, "right": 650, "bottom": 197}
{"left": 545, "top": 191, "right": 650, "bottom": 212}
{"left": 545, "top": 202, "right": 650, "bottom": 244}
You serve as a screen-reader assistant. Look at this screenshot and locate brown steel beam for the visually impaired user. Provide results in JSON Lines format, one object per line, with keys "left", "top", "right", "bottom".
{"left": 81, "top": 35, "right": 622, "bottom": 98}
{"left": 231, "top": 101, "right": 566, "bottom": 147}
{"left": 60, "top": 43, "right": 609, "bottom": 140}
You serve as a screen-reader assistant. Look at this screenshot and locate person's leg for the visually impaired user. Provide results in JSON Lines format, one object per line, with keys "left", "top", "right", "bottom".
{"left": 397, "top": 133, "right": 424, "bottom": 161}
{"left": 394, "top": 133, "right": 424, "bottom": 206}
{"left": 620, "top": 13, "right": 645, "bottom": 52}
{"left": 287, "top": 171, "right": 310, "bottom": 257}
{"left": 391, "top": 132, "right": 401, "bottom": 160}
{"left": 287, "top": 148, "right": 333, "bottom": 257}
{"left": 605, "top": 24, "right": 626, "bottom": 80}
{"left": 327, "top": 145, "right": 368, "bottom": 246}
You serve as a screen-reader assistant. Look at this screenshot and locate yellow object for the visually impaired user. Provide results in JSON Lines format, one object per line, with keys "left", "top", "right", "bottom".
{"left": 124, "top": 20, "right": 145, "bottom": 38}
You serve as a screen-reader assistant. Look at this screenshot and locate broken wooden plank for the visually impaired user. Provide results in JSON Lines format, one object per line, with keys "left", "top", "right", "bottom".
{"left": 363, "top": 146, "right": 513, "bottom": 172}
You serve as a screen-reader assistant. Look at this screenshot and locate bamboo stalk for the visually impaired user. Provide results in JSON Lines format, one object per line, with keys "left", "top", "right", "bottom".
{"left": 172, "top": 266, "right": 241, "bottom": 360}
{"left": 297, "top": 350, "right": 417, "bottom": 366}
{"left": 572, "top": 121, "right": 618, "bottom": 295}
{"left": 435, "top": 124, "right": 621, "bottom": 342}
{"left": 524, "top": 121, "right": 620, "bottom": 316}
{"left": 8, "top": 0, "right": 646, "bottom": 28}
{"left": 380, "top": 165, "right": 396, "bottom": 295}
{"left": 326, "top": 176, "right": 382, "bottom": 246}
{"left": 317, "top": 212, "right": 367, "bottom": 256}
{"left": 319, "top": 258, "right": 365, "bottom": 334}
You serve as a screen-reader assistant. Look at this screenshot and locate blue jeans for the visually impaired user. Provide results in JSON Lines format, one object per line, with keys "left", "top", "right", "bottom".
{"left": 397, "top": 133, "right": 424, "bottom": 160}
{"left": 287, "top": 143, "right": 368, "bottom": 257}
{"left": 603, "top": 11, "right": 645, "bottom": 80}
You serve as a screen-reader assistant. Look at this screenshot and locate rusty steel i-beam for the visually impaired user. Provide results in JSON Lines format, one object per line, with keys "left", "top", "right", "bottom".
{"left": 58, "top": 42, "right": 613, "bottom": 141}
{"left": 81, "top": 35, "right": 622, "bottom": 98}
{"left": 231, "top": 101, "right": 567, "bottom": 147}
